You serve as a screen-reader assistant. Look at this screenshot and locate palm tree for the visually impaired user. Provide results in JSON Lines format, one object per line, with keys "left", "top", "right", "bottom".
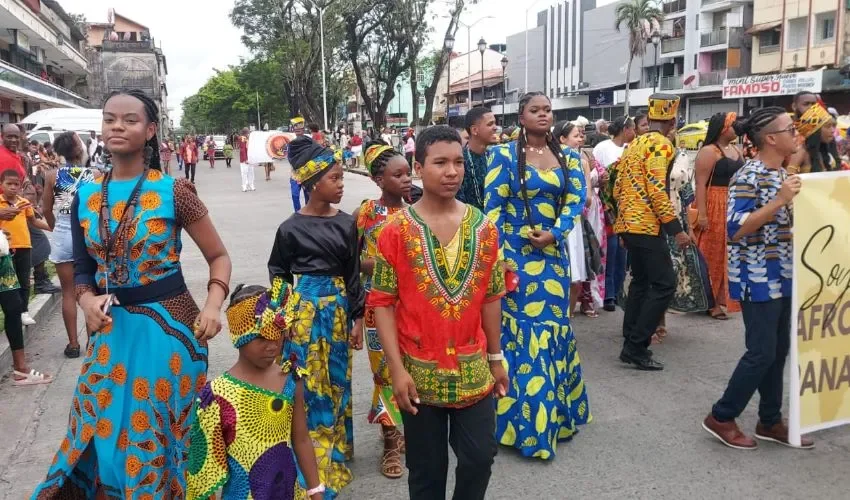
{"left": 615, "top": 0, "right": 664, "bottom": 115}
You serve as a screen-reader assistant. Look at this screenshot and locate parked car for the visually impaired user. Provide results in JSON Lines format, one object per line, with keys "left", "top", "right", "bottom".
{"left": 676, "top": 121, "right": 708, "bottom": 150}
{"left": 203, "top": 135, "right": 227, "bottom": 159}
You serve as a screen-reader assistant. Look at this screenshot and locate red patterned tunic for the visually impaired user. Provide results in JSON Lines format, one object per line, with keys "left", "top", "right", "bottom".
{"left": 367, "top": 205, "right": 505, "bottom": 408}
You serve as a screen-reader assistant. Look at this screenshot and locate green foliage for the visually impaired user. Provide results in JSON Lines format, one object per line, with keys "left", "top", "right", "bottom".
{"left": 614, "top": 0, "right": 664, "bottom": 114}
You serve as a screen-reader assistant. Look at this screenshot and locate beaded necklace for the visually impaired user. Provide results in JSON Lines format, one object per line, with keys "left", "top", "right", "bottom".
{"left": 98, "top": 168, "right": 148, "bottom": 289}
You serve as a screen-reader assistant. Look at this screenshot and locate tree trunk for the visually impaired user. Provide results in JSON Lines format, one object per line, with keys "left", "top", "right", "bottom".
{"left": 623, "top": 55, "right": 633, "bottom": 116}
{"left": 421, "top": 1, "right": 463, "bottom": 125}
{"left": 409, "top": 55, "right": 420, "bottom": 127}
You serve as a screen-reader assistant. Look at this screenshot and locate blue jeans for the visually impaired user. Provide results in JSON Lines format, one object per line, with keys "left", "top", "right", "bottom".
{"left": 712, "top": 297, "right": 791, "bottom": 426}
{"left": 604, "top": 234, "right": 627, "bottom": 303}
{"left": 290, "top": 177, "right": 310, "bottom": 211}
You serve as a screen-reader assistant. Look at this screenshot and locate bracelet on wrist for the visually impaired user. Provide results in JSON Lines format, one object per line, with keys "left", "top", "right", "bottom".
{"left": 307, "top": 484, "right": 326, "bottom": 496}
{"left": 487, "top": 352, "right": 504, "bottom": 362}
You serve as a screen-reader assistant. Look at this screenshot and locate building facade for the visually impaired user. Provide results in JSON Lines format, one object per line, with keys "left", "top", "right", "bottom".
{"left": 0, "top": 0, "right": 90, "bottom": 122}
{"left": 86, "top": 10, "right": 170, "bottom": 135}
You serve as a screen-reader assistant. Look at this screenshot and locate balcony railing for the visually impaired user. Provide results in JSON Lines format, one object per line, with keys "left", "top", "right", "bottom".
{"left": 660, "top": 75, "right": 683, "bottom": 91}
{"left": 700, "top": 70, "right": 725, "bottom": 86}
{"left": 661, "top": 36, "right": 685, "bottom": 53}
{"left": 759, "top": 44, "right": 780, "bottom": 54}
{"left": 663, "top": 0, "right": 687, "bottom": 14}
{"left": 0, "top": 59, "right": 88, "bottom": 107}
{"left": 700, "top": 27, "right": 728, "bottom": 47}
{"left": 701, "top": 0, "right": 726, "bottom": 5}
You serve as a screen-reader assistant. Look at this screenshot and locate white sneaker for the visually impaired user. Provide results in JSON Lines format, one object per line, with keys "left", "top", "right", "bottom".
{"left": 249, "top": 185, "right": 256, "bottom": 191}
{"left": 242, "top": 186, "right": 247, "bottom": 192}
{"left": 21, "top": 312, "right": 36, "bottom": 326}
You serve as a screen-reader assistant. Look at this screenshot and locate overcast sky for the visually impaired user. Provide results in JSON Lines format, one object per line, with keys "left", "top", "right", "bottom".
{"left": 60, "top": 0, "right": 615, "bottom": 124}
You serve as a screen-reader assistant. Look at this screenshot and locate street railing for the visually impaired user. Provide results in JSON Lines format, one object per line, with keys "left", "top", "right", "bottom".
{"left": 700, "top": 70, "right": 725, "bottom": 86}
{"left": 662, "top": 37, "right": 685, "bottom": 53}
{"left": 660, "top": 75, "right": 683, "bottom": 91}
{"left": 663, "top": 0, "right": 687, "bottom": 14}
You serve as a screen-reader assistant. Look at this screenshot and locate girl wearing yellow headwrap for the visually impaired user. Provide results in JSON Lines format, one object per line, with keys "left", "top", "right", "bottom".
{"left": 352, "top": 140, "right": 412, "bottom": 479}
{"left": 788, "top": 103, "right": 840, "bottom": 173}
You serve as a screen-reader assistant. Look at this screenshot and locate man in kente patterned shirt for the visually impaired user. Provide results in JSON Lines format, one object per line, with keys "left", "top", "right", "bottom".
{"left": 613, "top": 93, "right": 692, "bottom": 371}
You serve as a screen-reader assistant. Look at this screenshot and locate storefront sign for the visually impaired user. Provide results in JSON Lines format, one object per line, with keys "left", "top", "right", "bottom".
{"left": 790, "top": 171, "right": 850, "bottom": 446}
{"left": 722, "top": 70, "right": 823, "bottom": 99}
{"left": 589, "top": 91, "right": 614, "bottom": 107}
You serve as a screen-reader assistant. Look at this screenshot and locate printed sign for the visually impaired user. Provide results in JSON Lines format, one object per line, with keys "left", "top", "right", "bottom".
{"left": 246, "top": 131, "right": 295, "bottom": 165}
{"left": 790, "top": 171, "right": 850, "bottom": 445}
{"left": 589, "top": 91, "right": 614, "bottom": 107}
{"left": 722, "top": 70, "right": 823, "bottom": 99}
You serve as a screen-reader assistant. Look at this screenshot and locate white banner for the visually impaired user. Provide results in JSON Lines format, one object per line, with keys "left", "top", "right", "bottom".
{"left": 722, "top": 70, "right": 823, "bottom": 99}
{"left": 246, "top": 131, "right": 296, "bottom": 165}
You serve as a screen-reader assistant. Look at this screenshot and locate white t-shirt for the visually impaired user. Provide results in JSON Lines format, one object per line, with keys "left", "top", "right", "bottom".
{"left": 592, "top": 139, "right": 625, "bottom": 169}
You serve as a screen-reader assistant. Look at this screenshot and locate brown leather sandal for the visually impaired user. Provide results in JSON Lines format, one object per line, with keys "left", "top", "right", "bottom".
{"left": 381, "top": 432, "right": 405, "bottom": 479}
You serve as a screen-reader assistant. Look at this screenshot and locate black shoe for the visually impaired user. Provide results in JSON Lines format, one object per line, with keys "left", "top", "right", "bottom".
{"left": 603, "top": 301, "right": 616, "bottom": 312}
{"left": 35, "top": 281, "right": 61, "bottom": 294}
{"left": 620, "top": 350, "right": 664, "bottom": 371}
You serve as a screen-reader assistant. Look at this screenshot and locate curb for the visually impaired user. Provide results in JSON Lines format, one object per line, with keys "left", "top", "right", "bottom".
{"left": 343, "top": 166, "right": 370, "bottom": 177}
{"left": 0, "top": 284, "right": 62, "bottom": 370}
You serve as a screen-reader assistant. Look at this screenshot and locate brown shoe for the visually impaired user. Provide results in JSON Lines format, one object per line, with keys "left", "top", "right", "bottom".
{"left": 755, "top": 421, "right": 815, "bottom": 449}
{"left": 702, "top": 414, "right": 758, "bottom": 450}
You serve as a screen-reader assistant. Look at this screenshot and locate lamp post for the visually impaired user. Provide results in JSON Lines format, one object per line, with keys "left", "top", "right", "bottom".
{"left": 396, "top": 83, "right": 401, "bottom": 128}
{"left": 651, "top": 30, "right": 661, "bottom": 92}
{"left": 457, "top": 16, "right": 495, "bottom": 112}
{"left": 524, "top": 0, "right": 544, "bottom": 93}
{"left": 319, "top": 6, "right": 328, "bottom": 131}
{"left": 445, "top": 34, "right": 455, "bottom": 123}
{"left": 501, "top": 55, "right": 508, "bottom": 126}
{"left": 478, "top": 38, "right": 486, "bottom": 109}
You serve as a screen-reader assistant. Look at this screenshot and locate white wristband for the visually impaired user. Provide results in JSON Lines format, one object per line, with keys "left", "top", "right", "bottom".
{"left": 487, "top": 352, "right": 504, "bottom": 362}
{"left": 307, "top": 484, "right": 326, "bottom": 496}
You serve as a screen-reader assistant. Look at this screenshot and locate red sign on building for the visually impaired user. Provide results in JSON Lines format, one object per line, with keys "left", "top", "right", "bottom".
{"left": 22, "top": 0, "right": 41, "bottom": 14}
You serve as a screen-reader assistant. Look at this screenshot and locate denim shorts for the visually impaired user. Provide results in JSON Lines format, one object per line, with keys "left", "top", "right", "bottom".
{"left": 49, "top": 216, "right": 74, "bottom": 264}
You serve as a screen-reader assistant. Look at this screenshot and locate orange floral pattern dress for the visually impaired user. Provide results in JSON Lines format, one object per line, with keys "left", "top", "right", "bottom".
{"left": 33, "top": 169, "right": 210, "bottom": 499}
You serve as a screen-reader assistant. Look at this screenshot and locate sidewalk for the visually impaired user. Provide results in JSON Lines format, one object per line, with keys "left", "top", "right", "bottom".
{"left": 0, "top": 288, "right": 61, "bottom": 370}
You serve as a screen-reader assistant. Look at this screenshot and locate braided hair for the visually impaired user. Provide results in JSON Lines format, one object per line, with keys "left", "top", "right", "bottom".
{"left": 103, "top": 89, "right": 162, "bottom": 171}
{"left": 732, "top": 107, "right": 786, "bottom": 149}
{"left": 703, "top": 112, "right": 728, "bottom": 147}
{"left": 363, "top": 139, "right": 404, "bottom": 177}
{"left": 804, "top": 121, "right": 840, "bottom": 172}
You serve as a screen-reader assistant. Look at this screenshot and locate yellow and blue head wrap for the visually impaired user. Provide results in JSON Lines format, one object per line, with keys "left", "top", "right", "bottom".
{"left": 226, "top": 277, "right": 291, "bottom": 348}
{"left": 287, "top": 135, "right": 336, "bottom": 188}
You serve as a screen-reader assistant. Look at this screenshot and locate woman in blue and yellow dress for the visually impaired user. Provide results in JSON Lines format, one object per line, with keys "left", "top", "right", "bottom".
{"left": 32, "top": 89, "right": 232, "bottom": 498}
{"left": 484, "top": 91, "right": 591, "bottom": 460}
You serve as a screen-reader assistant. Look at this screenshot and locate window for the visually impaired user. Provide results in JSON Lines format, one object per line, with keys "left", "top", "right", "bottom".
{"left": 787, "top": 17, "right": 808, "bottom": 50}
{"left": 28, "top": 133, "right": 50, "bottom": 146}
{"left": 710, "top": 52, "right": 726, "bottom": 71}
{"left": 816, "top": 12, "right": 836, "bottom": 44}
{"left": 759, "top": 30, "right": 781, "bottom": 50}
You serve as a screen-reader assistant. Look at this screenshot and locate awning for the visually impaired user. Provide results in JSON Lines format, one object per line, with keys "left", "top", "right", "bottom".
{"left": 746, "top": 21, "right": 781, "bottom": 35}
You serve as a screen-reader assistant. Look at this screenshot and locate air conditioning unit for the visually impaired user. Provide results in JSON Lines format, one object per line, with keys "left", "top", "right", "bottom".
{"left": 683, "top": 72, "right": 699, "bottom": 89}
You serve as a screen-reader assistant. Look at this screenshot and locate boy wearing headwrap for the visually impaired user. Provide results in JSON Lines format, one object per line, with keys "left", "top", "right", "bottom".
{"left": 613, "top": 94, "right": 692, "bottom": 371}
{"left": 187, "top": 277, "right": 326, "bottom": 500}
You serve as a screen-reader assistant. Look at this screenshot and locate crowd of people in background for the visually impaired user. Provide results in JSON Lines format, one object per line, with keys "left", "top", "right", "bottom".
{"left": 0, "top": 85, "right": 843, "bottom": 499}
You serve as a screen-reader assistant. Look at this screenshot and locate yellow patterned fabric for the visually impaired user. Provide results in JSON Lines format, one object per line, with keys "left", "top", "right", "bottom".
{"left": 291, "top": 154, "right": 335, "bottom": 185}
{"left": 226, "top": 277, "right": 292, "bottom": 348}
{"left": 795, "top": 103, "right": 832, "bottom": 139}
{"left": 648, "top": 94, "right": 680, "bottom": 121}
{"left": 613, "top": 131, "right": 680, "bottom": 236}
{"left": 364, "top": 144, "right": 393, "bottom": 176}
{"left": 187, "top": 364, "right": 306, "bottom": 500}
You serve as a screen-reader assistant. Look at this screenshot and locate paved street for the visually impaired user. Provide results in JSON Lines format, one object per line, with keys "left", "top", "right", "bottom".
{"left": 0, "top": 160, "right": 847, "bottom": 499}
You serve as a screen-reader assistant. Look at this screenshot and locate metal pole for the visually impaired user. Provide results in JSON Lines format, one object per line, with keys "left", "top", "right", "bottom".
{"left": 446, "top": 56, "right": 451, "bottom": 122}
{"left": 524, "top": 16, "right": 529, "bottom": 93}
{"left": 256, "top": 91, "right": 261, "bottom": 128}
{"left": 480, "top": 52, "right": 485, "bottom": 107}
{"left": 468, "top": 26, "right": 472, "bottom": 110}
{"left": 502, "top": 66, "right": 506, "bottom": 125}
{"left": 319, "top": 7, "right": 328, "bottom": 131}
{"left": 653, "top": 44, "right": 658, "bottom": 92}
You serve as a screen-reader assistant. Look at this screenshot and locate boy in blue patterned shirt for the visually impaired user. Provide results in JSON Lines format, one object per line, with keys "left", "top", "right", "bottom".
{"left": 702, "top": 108, "right": 814, "bottom": 450}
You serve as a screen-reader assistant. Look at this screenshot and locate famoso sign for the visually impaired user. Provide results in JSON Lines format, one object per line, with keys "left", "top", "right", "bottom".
{"left": 722, "top": 70, "right": 823, "bottom": 99}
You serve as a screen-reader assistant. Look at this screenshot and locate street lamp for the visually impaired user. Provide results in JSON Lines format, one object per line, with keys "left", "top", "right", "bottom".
{"left": 478, "top": 38, "right": 486, "bottom": 108}
{"left": 445, "top": 34, "right": 455, "bottom": 123}
{"left": 501, "top": 55, "right": 508, "bottom": 125}
{"left": 396, "top": 83, "right": 401, "bottom": 125}
{"left": 454, "top": 16, "right": 495, "bottom": 114}
{"left": 651, "top": 30, "right": 661, "bottom": 92}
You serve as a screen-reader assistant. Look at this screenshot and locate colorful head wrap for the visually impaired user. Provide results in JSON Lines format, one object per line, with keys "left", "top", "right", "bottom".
{"left": 722, "top": 112, "right": 737, "bottom": 135}
{"left": 287, "top": 135, "right": 336, "bottom": 187}
{"left": 648, "top": 93, "right": 681, "bottom": 121}
{"left": 795, "top": 104, "right": 832, "bottom": 139}
{"left": 226, "top": 277, "right": 291, "bottom": 348}
{"left": 290, "top": 116, "right": 305, "bottom": 134}
{"left": 364, "top": 144, "right": 394, "bottom": 177}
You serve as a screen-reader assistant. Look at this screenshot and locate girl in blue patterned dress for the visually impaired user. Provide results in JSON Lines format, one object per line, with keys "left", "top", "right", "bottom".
{"left": 484, "top": 92, "right": 591, "bottom": 460}
{"left": 32, "top": 89, "right": 232, "bottom": 499}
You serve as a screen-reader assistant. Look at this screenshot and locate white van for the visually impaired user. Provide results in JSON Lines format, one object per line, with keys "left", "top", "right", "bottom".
{"left": 20, "top": 109, "right": 103, "bottom": 135}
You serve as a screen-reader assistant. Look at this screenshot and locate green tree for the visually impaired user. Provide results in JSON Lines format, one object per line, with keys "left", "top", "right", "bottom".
{"left": 615, "top": 0, "right": 663, "bottom": 115}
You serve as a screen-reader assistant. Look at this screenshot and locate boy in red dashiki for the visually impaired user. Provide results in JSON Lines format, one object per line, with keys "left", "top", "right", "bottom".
{"left": 353, "top": 141, "right": 412, "bottom": 479}
{"left": 369, "top": 126, "right": 507, "bottom": 500}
